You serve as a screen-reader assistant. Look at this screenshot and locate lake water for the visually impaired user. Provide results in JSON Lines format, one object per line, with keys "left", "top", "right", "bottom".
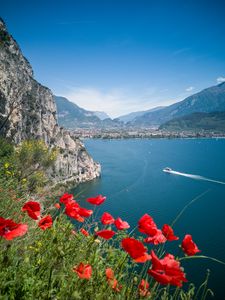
{"left": 72, "top": 138, "right": 225, "bottom": 299}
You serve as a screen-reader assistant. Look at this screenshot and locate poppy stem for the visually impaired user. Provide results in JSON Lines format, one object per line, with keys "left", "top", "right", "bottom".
{"left": 178, "top": 255, "right": 225, "bottom": 266}
{"left": 170, "top": 189, "right": 210, "bottom": 228}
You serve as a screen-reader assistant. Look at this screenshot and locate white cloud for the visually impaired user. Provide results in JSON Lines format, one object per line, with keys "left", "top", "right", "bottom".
{"left": 62, "top": 86, "right": 169, "bottom": 118}
{"left": 217, "top": 77, "right": 225, "bottom": 84}
{"left": 59, "top": 85, "right": 198, "bottom": 118}
{"left": 185, "top": 86, "right": 194, "bottom": 92}
{"left": 64, "top": 87, "right": 128, "bottom": 118}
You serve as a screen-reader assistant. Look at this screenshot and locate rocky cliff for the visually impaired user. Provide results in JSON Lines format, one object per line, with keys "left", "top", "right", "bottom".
{"left": 0, "top": 18, "right": 100, "bottom": 184}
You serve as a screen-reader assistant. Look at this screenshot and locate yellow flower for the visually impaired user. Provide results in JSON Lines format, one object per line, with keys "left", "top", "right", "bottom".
{"left": 4, "top": 162, "right": 9, "bottom": 168}
{"left": 36, "top": 241, "right": 42, "bottom": 247}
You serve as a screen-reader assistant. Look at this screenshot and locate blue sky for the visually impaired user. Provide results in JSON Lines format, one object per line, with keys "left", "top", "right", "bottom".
{"left": 1, "top": 0, "right": 225, "bottom": 117}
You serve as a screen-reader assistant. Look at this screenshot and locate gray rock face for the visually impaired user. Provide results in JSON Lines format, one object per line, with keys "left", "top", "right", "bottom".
{"left": 0, "top": 18, "right": 100, "bottom": 184}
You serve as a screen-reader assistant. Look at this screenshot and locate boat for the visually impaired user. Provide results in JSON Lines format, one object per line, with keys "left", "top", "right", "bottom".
{"left": 163, "top": 167, "right": 172, "bottom": 173}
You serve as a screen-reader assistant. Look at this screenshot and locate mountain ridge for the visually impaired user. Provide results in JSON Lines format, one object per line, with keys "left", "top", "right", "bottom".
{"left": 130, "top": 82, "right": 225, "bottom": 127}
{"left": 55, "top": 95, "right": 122, "bottom": 129}
{"left": 116, "top": 106, "right": 165, "bottom": 123}
{"left": 160, "top": 111, "right": 225, "bottom": 132}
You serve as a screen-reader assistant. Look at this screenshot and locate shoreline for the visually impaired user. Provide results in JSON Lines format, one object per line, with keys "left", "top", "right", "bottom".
{"left": 69, "top": 128, "right": 225, "bottom": 140}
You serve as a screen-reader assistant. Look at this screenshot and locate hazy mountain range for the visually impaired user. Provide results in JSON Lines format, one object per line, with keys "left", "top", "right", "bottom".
{"left": 116, "top": 106, "right": 165, "bottom": 123}
{"left": 129, "top": 82, "right": 225, "bottom": 127}
{"left": 55, "top": 82, "right": 225, "bottom": 131}
{"left": 55, "top": 96, "right": 121, "bottom": 129}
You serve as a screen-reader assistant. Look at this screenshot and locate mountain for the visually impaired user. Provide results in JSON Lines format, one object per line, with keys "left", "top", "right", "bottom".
{"left": 55, "top": 95, "right": 121, "bottom": 129}
{"left": 160, "top": 111, "right": 225, "bottom": 132}
{"left": 130, "top": 83, "right": 225, "bottom": 127}
{"left": 0, "top": 18, "right": 100, "bottom": 184}
{"left": 55, "top": 96, "right": 102, "bottom": 128}
{"left": 93, "top": 111, "right": 109, "bottom": 120}
{"left": 117, "top": 106, "right": 165, "bottom": 123}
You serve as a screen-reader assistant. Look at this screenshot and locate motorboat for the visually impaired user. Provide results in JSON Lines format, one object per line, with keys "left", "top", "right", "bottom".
{"left": 163, "top": 167, "right": 172, "bottom": 173}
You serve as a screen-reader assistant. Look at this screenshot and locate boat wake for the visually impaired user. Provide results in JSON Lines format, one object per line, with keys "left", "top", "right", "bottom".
{"left": 167, "top": 170, "right": 225, "bottom": 186}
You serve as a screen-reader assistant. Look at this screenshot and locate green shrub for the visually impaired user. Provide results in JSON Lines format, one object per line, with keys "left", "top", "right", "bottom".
{"left": 0, "top": 138, "right": 57, "bottom": 192}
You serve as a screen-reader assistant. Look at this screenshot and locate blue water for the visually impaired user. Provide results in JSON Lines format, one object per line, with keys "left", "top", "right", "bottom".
{"left": 72, "top": 138, "right": 225, "bottom": 299}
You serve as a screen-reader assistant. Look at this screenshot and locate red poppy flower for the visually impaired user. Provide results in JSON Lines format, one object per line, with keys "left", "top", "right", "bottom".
{"left": 0, "top": 217, "right": 28, "bottom": 240}
{"left": 73, "top": 263, "right": 92, "bottom": 280}
{"left": 38, "top": 215, "right": 53, "bottom": 230}
{"left": 162, "top": 224, "right": 179, "bottom": 241}
{"left": 106, "top": 268, "right": 114, "bottom": 280}
{"left": 121, "top": 237, "right": 151, "bottom": 263}
{"left": 59, "top": 193, "right": 74, "bottom": 204}
{"left": 96, "top": 230, "right": 116, "bottom": 239}
{"left": 147, "top": 250, "right": 187, "bottom": 287}
{"left": 86, "top": 195, "right": 106, "bottom": 206}
{"left": 101, "top": 212, "right": 115, "bottom": 225}
{"left": 105, "top": 268, "right": 122, "bottom": 292}
{"left": 54, "top": 203, "right": 61, "bottom": 209}
{"left": 181, "top": 234, "right": 200, "bottom": 256}
{"left": 80, "top": 228, "right": 89, "bottom": 236}
{"left": 65, "top": 202, "right": 84, "bottom": 222}
{"left": 139, "top": 279, "right": 150, "bottom": 297}
{"left": 22, "top": 201, "right": 41, "bottom": 220}
{"left": 144, "top": 229, "right": 167, "bottom": 245}
{"left": 114, "top": 218, "right": 130, "bottom": 230}
{"left": 138, "top": 214, "right": 158, "bottom": 236}
{"left": 77, "top": 207, "right": 93, "bottom": 217}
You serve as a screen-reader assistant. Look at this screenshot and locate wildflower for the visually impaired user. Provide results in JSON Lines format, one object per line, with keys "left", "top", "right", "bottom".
{"left": 86, "top": 195, "right": 106, "bottom": 206}
{"left": 54, "top": 203, "right": 61, "bottom": 209}
{"left": 101, "top": 212, "right": 115, "bottom": 225}
{"left": 4, "top": 162, "right": 9, "bottom": 168}
{"left": 73, "top": 263, "right": 92, "bottom": 280}
{"left": 114, "top": 218, "right": 130, "bottom": 230}
{"left": 138, "top": 214, "right": 158, "bottom": 236}
{"left": 96, "top": 230, "right": 116, "bottom": 239}
{"left": 22, "top": 201, "right": 41, "bottom": 220}
{"left": 106, "top": 267, "right": 114, "bottom": 280}
{"left": 80, "top": 228, "right": 89, "bottom": 236}
{"left": 38, "top": 215, "right": 53, "bottom": 230}
{"left": 162, "top": 224, "right": 179, "bottom": 241}
{"left": 144, "top": 229, "right": 167, "bottom": 245}
{"left": 36, "top": 241, "right": 42, "bottom": 247}
{"left": 148, "top": 250, "right": 187, "bottom": 287}
{"left": 78, "top": 207, "right": 93, "bottom": 217}
{"left": 138, "top": 279, "right": 150, "bottom": 297}
{"left": 65, "top": 201, "right": 84, "bottom": 222}
{"left": 59, "top": 193, "right": 74, "bottom": 204}
{"left": 0, "top": 217, "right": 28, "bottom": 240}
{"left": 105, "top": 268, "right": 122, "bottom": 292}
{"left": 121, "top": 237, "right": 151, "bottom": 263}
{"left": 181, "top": 234, "right": 200, "bottom": 256}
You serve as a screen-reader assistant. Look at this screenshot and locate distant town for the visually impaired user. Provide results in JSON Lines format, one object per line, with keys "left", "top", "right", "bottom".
{"left": 70, "top": 128, "right": 225, "bottom": 140}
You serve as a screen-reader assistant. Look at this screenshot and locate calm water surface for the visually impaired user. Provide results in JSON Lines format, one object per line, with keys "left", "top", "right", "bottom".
{"left": 72, "top": 138, "right": 225, "bottom": 299}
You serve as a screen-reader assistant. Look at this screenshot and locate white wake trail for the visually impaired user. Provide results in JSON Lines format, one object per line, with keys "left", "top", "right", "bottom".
{"left": 168, "top": 170, "right": 225, "bottom": 185}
